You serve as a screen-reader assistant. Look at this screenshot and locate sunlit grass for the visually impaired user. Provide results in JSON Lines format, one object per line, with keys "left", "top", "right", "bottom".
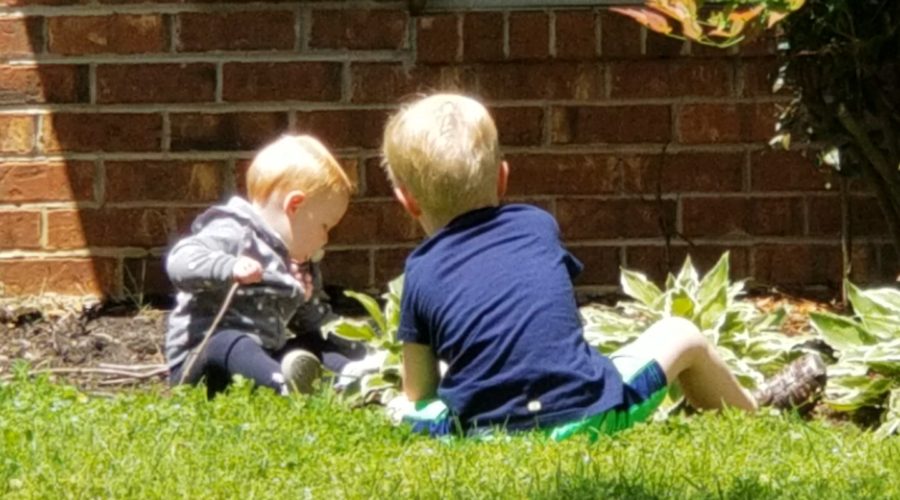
{"left": 2, "top": 375, "right": 898, "bottom": 498}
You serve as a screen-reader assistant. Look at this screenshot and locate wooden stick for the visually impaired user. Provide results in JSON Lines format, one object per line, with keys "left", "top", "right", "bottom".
{"left": 178, "top": 281, "right": 241, "bottom": 385}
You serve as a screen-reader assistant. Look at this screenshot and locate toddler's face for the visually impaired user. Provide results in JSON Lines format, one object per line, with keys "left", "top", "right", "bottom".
{"left": 287, "top": 190, "right": 348, "bottom": 262}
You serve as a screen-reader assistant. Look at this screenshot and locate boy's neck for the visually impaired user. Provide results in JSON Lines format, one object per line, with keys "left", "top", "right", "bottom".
{"left": 251, "top": 198, "right": 290, "bottom": 244}
{"left": 422, "top": 202, "right": 499, "bottom": 236}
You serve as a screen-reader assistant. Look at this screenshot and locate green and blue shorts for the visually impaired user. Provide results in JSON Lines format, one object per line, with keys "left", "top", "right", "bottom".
{"left": 401, "top": 353, "right": 669, "bottom": 441}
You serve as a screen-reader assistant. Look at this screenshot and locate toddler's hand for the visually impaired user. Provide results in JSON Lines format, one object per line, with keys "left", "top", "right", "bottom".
{"left": 232, "top": 256, "right": 263, "bottom": 284}
{"left": 291, "top": 260, "right": 314, "bottom": 301}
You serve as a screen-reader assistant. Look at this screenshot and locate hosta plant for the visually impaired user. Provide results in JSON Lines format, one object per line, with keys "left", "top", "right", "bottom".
{"left": 321, "top": 276, "right": 404, "bottom": 406}
{"left": 581, "top": 252, "right": 806, "bottom": 390}
{"left": 810, "top": 282, "right": 900, "bottom": 438}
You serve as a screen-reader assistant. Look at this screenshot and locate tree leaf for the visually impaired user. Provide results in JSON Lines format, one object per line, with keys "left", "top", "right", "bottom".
{"left": 610, "top": 7, "right": 673, "bottom": 35}
{"left": 809, "top": 311, "right": 874, "bottom": 351}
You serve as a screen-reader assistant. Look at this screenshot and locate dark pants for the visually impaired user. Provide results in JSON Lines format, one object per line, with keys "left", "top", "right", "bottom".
{"left": 169, "top": 329, "right": 367, "bottom": 398}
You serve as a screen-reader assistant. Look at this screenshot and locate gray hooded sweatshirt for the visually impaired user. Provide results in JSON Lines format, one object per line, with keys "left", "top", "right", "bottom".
{"left": 165, "top": 196, "right": 329, "bottom": 370}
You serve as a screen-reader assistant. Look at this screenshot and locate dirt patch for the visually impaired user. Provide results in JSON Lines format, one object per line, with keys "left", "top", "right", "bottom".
{"left": 0, "top": 288, "right": 840, "bottom": 393}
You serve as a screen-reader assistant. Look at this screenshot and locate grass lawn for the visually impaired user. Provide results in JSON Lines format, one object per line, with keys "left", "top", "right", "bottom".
{"left": 2, "top": 376, "right": 899, "bottom": 499}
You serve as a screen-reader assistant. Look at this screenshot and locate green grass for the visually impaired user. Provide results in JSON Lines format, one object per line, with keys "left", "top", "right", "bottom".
{"left": 2, "top": 376, "right": 899, "bottom": 499}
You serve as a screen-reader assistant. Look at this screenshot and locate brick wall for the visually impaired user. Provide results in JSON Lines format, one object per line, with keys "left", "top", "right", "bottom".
{"left": 0, "top": 1, "right": 893, "bottom": 299}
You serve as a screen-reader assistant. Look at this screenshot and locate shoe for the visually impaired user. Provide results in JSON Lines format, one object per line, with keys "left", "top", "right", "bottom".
{"left": 280, "top": 349, "right": 321, "bottom": 395}
{"left": 753, "top": 353, "right": 827, "bottom": 411}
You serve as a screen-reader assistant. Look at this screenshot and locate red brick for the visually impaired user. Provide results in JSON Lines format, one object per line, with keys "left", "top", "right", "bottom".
{"left": 505, "top": 154, "right": 620, "bottom": 196}
{"left": 463, "top": 12, "right": 504, "bottom": 62}
{"left": 330, "top": 201, "right": 423, "bottom": 245}
{"left": 569, "top": 245, "right": 620, "bottom": 286}
{"left": 223, "top": 62, "right": 342, "bottom": 102}
{"left": 740, "top": 58, "right": 784, "bottom": 97}
{"left": 751, "top": 244, "right": 841, "bottom": 286}
{"left": 295, "top": 109, "right": 389, "bottom": 150}
{"left": 0, "top": 64, "right": 89, "bottom": 104}
{"left": 682, "top": 197, "right": 804, "bottom": 237}
{"left": 557, "top": 199, "right": 676, "bottom": 240}
{"left": 807, "top": 195, "right": 887, "bottom": 238}
{"left": 0, "top": 211, "right": 41, "bottom": 249}
{"left": 0, "top": 17, "right": 43, "bottom": 56}
{"left": 105, "top": 161, "right": 226, "bottom": 203}
{"left": 473, "top": 62, "right": 604, "bottom": 101}
{"left": 551, "top": 105, "right": 670, "bottom": 144}
{"left": 321, "top": 249, "right": 371, "bottom": 289}
{"left": 123, "top": 257, "right": 171, "bottom": 297}
{"left": 509, "top": 12, "right": 549, "bottom": 60}
{"left": 599, "top": 10, "right": 641, "bottom": 58}
{"left": 1, "top": 0, "right": 89, "bottom": 6}
{"left": 97, "top": 64, "right": 216, "bottom": 104}
{"left": 0, "top": 258, "right": 118, "bottom": 296}
{"left": 490, "top": 106, "right": 543, "bottom": 146}
{"left": 170, "top": 112, "right": 288, "bottom": 151}
{"left": 626, "top": 245, "right": 749, "bottom": 283}
{"left": 555, "top": 10, "right": 597, "bottom": 60}
{"left": 0, "top": 161, "right": 94, "bottom": 202}
{"left": 47, "top": 15, "right": 165, "bottom": 55}
{"left": 350, "top": 63, "right": 453, "bottom": 104}
{"left": 0, "top": 115, "right": 34, "bottom": 153}
{"left": 373, "top": 247, "right": 412, "bottom": 285}
{"left": 738, "top": 32, "right": 777, "bottom": 57}
{"left": 645, "top": 30, "right": 685, "bottom": 57}
{"left": 176, "top": 11, "right": 295, "bottom": 52}
{"left": 416, "top": 14, "right": 459, "bottom": 63}
{"left": 47, "top": 207, "right": 199, "bottom": 249}
{"left": 678, "top": 102, "right": 778, "bottom": 144}
{"left": 310, "top": 9, "right": 407, "bottom": 50}
{"left": 364, "top": 157, "right": 393, "bottom": 198}
{"left": 610, "top": 60, "right": 732, "bottom": 98}
{"left": 750, "top": 150, "right": 827, "bottom": 191}
{"left": 623, "top": 152, "right": 744, "bottom": 193}
{"left": 41, "top": 113, "right": 161, "bottom": 152}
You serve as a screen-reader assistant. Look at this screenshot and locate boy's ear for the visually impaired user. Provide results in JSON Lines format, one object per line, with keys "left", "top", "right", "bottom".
{"left": 393, "top": 186, "right": 422, "bottom": 218}
{"left": 497, "top": 160, "right": 509, "bottom": 198}
{"left": 283, "top": 190, "right": 306, "bottom": 215}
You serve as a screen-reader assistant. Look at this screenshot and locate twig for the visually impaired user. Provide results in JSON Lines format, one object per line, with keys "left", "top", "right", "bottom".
{"left": 1, "top": 366, "right": 168, "bottom": 379}
{"left": 98, "top": 363, "right": 166, "bottom": 371}
{"left": 179, "top": 281, "right": 241, "bottom": 384}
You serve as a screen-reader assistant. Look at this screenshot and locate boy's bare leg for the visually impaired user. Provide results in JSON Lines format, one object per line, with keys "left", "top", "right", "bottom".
{"left": 615, "top": 317, "right": 757, "bottom": 412}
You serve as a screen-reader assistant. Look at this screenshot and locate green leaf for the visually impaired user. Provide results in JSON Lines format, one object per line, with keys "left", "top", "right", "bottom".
{"left": 809, "top": 311, "right": 874, "bottom": 351}
{"left": 328, "top": 319, "right": 378, "bottom": 342}
{"left": 875, "top": 389, "right": 900, "bottom": 439}
{"left": 621, "top": 268, "right": 663, "bottom": 306}
{"left": 675, "top": 255, "right": 700, "bottom": 289}
{"left": 667, "top": 289, "right": 696, "bottom": 319}
{"left": 344, "top": 290, "right": 387, "bottom": 335}
{"left": 697, "top": 252, "right": 730, "bottom": 308}
{"left": 696, "top": 286, "right": 727, "bottom": 330}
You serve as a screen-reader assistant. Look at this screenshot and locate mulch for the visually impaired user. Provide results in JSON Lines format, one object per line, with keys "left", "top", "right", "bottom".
{"left": 0, "top": 287, "right": 843, "bottom": 394}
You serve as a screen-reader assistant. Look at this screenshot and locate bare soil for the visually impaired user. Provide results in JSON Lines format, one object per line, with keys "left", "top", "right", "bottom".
{"left": 0, "top": 288, "right": 842, "bottom": 394}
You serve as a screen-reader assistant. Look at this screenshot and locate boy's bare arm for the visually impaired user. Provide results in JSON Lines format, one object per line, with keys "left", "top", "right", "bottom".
{"left": 402, "top": 343, "right": 440, "bottom": 401}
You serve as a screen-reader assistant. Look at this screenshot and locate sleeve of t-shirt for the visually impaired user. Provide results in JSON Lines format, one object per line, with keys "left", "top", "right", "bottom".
{"left": 397, "top": 272, "right": 431, "bottom": 345}
{"left": 540, "top": 207, "right": 584, "bottom": 280}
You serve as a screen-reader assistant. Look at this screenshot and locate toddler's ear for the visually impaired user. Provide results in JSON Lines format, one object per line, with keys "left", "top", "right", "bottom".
{"left": 393, "top": 186, "right": 422, "bottom": 218}
{"left": 283, "top": 190, "right": 306, "bottom": 215}
{"left": 497, "top": 160, "right": 509, "bottom": 198}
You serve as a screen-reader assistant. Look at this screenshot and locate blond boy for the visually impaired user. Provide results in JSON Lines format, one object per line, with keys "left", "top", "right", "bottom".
{"left": 165, "top": 135, "right": 355, "bottom": 397}
{"left": 382, "top": 94, "right": 758, "bottom": 439}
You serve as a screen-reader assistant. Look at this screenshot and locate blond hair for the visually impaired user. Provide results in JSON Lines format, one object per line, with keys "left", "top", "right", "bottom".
{"left": 246, "top": 135, "right": 353, "bottom": 203}
{"left": 382, "top": 94, "right": 500, "bottom": 225}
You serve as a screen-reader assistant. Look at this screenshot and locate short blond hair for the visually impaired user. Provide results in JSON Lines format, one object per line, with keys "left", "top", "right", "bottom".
{"left": 382, "top": 94, "right": 500, "bottom": 224}
{"left": 246, "top": 135, "right": 353, "bottom": 203}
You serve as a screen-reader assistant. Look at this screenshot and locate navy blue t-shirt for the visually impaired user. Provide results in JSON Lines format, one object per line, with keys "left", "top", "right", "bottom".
{"left": 398, "top": 204, "right": 624, "bottom": 432}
